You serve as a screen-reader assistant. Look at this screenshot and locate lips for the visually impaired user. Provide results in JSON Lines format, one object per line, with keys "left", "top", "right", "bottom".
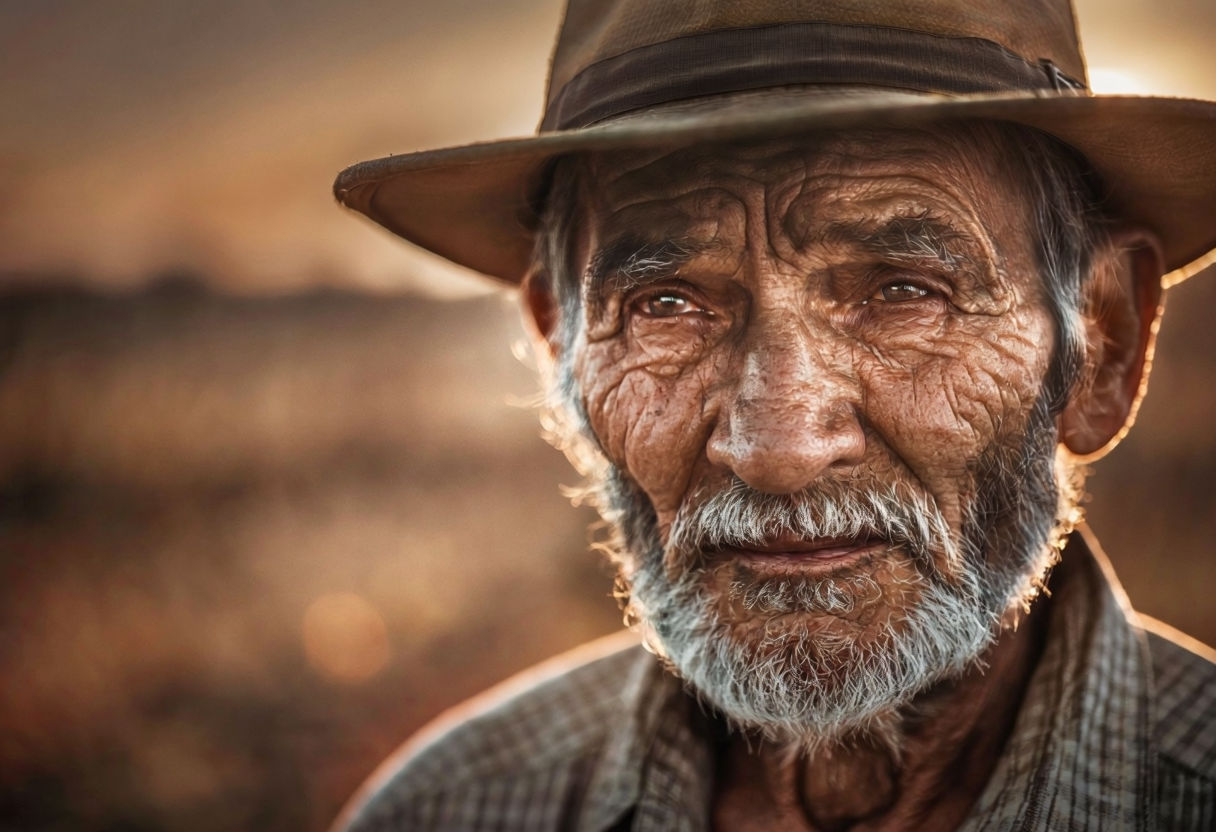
{"left": 717, "top": 533, "right": 885, "bottom": 574}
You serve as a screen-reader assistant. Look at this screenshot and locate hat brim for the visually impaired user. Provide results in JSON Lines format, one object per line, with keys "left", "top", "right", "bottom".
{"left": 334, "top": 89, "right": 1216, "bottom": 286}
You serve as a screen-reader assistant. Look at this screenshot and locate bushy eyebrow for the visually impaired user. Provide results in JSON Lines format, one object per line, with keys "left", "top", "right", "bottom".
{"left": 822, "top": 211, "right": 972, "bottom": 268}
{"left": 584, "top": 233, "right": 713, "bottom": 314}
{"left": 582, "top": 213, "right": 971, "bottom": 315}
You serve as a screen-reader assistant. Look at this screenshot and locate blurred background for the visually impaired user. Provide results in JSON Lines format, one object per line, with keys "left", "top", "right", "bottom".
{"left": 1, "top": 1, "right": 1213, "bottom": 829}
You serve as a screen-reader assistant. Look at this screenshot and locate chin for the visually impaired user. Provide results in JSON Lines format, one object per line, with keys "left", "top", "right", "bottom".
{"left": 630, "top": 544, "right": 1000, "bottom": 754}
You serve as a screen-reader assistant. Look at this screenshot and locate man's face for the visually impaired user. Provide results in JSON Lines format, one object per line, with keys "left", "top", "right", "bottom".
{"left": 558, "top": 125, "right": 1070, "bottom": 745}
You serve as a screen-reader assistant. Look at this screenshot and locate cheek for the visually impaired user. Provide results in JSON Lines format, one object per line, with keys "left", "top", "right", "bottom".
{"left": 858, "top": 309, "right": 1054, "bottom": 519}
{"left": 576, "top": 341, "right": 722, "bottom": 518}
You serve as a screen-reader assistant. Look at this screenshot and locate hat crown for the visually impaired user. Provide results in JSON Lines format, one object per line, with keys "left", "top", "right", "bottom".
{"left": 545, "top": 0, "right": 1087, "bottom": 127}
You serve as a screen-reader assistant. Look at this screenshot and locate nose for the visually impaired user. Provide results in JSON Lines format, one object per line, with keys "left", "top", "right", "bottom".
{"left": 706, "top": 317, "right": 865, "bottom": 494}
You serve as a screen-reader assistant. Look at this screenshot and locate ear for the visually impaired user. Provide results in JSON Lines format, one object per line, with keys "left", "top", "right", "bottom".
{"left": 1059, "top": 227, "right": 1165, "bottom": 459}
{"left": 520, "top": 264, "right": 563, "bottom": 362}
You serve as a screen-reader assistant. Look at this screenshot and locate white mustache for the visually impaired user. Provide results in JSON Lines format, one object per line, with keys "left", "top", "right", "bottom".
{"left": 666, "top": 477, "right": 959, "bottom": 572}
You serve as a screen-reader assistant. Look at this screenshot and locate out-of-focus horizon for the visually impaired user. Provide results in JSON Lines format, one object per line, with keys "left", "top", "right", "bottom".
{"left": 2, "top": 2, "right": 1215, "bottom": 831}
{"left": 0, "top": 0, "right": 564, "bottom": 297}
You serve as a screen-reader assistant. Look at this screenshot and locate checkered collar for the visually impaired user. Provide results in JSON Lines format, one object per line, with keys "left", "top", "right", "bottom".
{"left": 960, "top": 528, "right": 1156, "bottom": 830}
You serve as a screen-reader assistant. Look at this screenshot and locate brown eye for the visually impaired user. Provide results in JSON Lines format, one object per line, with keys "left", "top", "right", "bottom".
{"left": 643, "top": 293, "right": 698, "bottom": 317}
{"left": 872, "top": 282, "right": 930, "bottom": 303}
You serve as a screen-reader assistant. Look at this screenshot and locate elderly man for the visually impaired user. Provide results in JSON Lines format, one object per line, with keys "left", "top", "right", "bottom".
{"left": 332, "top": 1, "right": 1216, "bottom": 829}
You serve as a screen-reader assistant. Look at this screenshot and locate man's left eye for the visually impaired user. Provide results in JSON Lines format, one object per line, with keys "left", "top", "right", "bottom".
{"left": 868, "top": 282, "right": 931, "bottom": 303}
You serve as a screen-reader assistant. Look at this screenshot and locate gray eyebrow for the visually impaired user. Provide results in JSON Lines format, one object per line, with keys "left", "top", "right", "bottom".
{"left": 584, "top": 234, "right": 712, "bottom": 314}
{"left": 823, "top": 212, "right": 972, "bottom": 268}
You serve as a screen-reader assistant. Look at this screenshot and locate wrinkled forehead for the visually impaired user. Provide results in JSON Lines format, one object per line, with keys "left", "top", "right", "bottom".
{"left": 575, "top": 123, "right": 1033, "bottom": 246}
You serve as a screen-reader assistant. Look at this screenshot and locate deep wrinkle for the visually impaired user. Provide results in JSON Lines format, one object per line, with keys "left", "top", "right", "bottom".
{"left": 584, "top": 190, "right": 1017, "bottom": 343}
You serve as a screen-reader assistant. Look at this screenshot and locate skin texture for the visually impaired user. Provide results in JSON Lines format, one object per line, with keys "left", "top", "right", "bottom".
{"left": 522, "top": 126, "right": 1164, "bottom": 831}
{"left": 574, "top": 131, "right": 1050, "bottom": 536}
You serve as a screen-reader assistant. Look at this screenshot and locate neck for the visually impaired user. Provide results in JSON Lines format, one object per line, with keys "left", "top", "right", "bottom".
{"left": 712, "top": 598, "right": 1048, "bottom": 832}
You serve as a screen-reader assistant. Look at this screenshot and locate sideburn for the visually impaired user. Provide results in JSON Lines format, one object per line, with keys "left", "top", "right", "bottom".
{"left": 959, "top": 386, "right": 1074, "bottom": 616}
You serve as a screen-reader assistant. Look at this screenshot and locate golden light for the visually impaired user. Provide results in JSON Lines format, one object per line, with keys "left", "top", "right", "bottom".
{"left": 301, "top": 592, "right": 391, "bottom": 684}
{"left": 1087, "top": 67, "right": 1152, "bottom": 94}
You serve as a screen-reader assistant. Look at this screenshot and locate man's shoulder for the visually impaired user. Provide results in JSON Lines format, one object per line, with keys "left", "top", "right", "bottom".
{"left": 336, "top": 630, "right": 648, "bottom": 831}
{"left": 1141, "top": 616, "right": 1216, "bottom": 778}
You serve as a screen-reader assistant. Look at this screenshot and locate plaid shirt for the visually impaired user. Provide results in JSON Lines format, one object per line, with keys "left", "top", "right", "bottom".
{"left": 338, "top": 529, "right": 1216, "bottom": 831}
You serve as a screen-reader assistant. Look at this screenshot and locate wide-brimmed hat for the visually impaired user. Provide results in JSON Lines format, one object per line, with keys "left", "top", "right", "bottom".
{"left": 333, "top": 0, "right": 1216, "bottom": 286}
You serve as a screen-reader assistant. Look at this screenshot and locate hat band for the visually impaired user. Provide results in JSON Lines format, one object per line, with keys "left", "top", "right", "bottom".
{"left": 542, "top": 21, "right": 1087, "bottom": 132}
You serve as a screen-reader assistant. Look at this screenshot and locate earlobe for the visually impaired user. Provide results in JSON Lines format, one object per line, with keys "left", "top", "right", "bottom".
{"left": 1059, "top": 228, "right": 1165, "bottom": 460}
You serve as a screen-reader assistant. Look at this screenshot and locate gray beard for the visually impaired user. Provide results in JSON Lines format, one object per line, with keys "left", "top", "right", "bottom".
{"left": 591, "top": 393, "right": 1073, "bottom": 753}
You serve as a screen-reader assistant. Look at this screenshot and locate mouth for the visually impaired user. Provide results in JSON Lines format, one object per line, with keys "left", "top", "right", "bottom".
{"left": 717, "top": 534, "right": 886, "bottom": 575}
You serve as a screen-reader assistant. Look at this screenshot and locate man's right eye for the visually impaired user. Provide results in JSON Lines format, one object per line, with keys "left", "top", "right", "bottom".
{"left": 639, "top": 293, "right": 701, "bottom": 317}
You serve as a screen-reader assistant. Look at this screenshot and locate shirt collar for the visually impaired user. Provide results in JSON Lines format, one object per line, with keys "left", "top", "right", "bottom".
{"left": 959, "top": 526, "right": 1157, "bottom": 830}
{"left": 577, "top": 643, "right": 716, "bottom": 831}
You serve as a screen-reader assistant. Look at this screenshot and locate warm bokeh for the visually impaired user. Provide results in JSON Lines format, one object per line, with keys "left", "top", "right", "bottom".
{"left": 1, "top": 2, "right": 1213, "bottom": 830}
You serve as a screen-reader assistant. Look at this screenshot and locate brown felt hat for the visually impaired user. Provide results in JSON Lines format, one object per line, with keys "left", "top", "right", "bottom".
{"left": 333, "top": 0, "right": 1216, "bottom": 286}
